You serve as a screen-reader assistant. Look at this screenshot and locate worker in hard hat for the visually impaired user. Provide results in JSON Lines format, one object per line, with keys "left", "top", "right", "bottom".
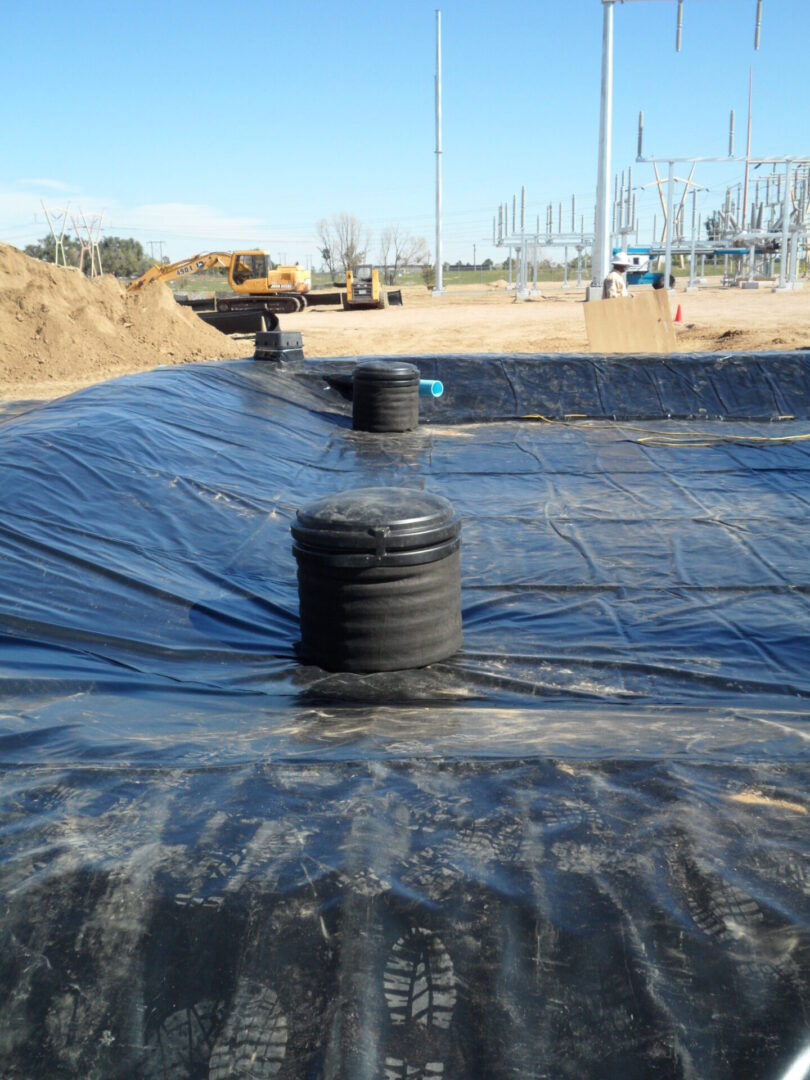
{"left": 603, "top": 252, "right": 630, "bottom": 299}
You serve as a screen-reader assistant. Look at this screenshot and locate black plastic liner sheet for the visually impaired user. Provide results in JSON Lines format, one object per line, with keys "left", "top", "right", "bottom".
{"left": 1, "top": 356, "right": 810, "bottom": 1079}
{"left": 316, "top": 350, "right": 810, "bottom": 422}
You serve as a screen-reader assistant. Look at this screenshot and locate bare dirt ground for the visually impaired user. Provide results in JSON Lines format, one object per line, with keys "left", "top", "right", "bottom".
{"left": 1, "top": 241, "right": 809, "bottom": 404}
{"left": 289, "top": 280, "right": 810, "bottom": 359}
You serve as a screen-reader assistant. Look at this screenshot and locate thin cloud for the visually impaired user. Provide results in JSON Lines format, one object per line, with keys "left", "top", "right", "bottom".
{"left": 18, "top": 178, "right": 71, "bottom": 192}
{"left": 0, "top": 190, "right": 317, "bottom": 261}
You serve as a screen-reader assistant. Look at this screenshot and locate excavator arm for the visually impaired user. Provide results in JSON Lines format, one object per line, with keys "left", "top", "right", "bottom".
{"left": 127, "top": 252, "right": 231, "bottom": 293}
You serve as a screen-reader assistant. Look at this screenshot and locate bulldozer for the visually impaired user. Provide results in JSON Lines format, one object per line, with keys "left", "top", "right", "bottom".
{"left": 342, "top": 265, "right": 403, "bottom": 310}
{"left": 127, "top": 250, "right": 312, "bottom": 314}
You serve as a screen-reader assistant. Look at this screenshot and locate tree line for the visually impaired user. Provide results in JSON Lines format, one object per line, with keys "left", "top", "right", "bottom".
{"left": 316, "top": 213, "right": 430, "bottom": 284}
{"left": 23, "top": 235, "right": 155, "bottom": 278}
{"left": 24, "top": 213, "right": 435, "bottom": 283}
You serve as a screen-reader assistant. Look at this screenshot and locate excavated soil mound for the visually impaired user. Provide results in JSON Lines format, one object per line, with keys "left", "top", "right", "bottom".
{"left": 0, "top": 243, "right": 244, "bottom": 398}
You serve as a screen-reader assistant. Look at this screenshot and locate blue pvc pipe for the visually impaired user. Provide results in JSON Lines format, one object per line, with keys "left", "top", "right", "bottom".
{"left": 419, "top": 379, "right": 444, "bottom": 398}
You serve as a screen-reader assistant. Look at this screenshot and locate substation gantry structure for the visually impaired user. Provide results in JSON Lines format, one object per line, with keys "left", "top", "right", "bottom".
{"left": 631, "top": 103, "right": 809, "bottom": 292}
{"left": 490, "top": 1, "right": 806, "bottom": 297}
{"left": 491, "top": 187, "right": 595, "bottom": 298}
{"left": 588, "top": 0, "right": 767, "bottom": 299}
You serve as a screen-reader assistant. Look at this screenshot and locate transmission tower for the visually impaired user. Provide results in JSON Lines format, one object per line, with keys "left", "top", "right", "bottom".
{"left": 71, "top": 210, "right": 104, "bottom": 277}
{"left": 41, "top": 201, "right": 71, "bottom": 266}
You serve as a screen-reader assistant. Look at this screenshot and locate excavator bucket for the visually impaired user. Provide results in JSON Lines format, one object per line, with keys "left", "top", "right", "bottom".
{"left": 386, "top": 290, "right": 403, "bottom": 306}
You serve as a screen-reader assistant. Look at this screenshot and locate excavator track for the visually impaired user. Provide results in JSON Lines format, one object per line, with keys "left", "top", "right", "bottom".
{"left": 216, "top": 295, "right": 304, "bottom": 315}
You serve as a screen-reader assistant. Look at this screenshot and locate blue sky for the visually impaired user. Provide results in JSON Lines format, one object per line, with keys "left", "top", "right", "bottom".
{"left": 2, "top": 0, "right": 807, "bottom": 266}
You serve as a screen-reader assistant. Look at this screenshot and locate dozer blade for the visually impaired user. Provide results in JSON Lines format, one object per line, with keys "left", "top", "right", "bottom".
{"left": 198, "top": 310, "right": 279, "bottom": 335}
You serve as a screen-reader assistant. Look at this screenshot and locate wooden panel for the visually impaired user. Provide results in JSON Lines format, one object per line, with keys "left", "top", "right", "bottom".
{"left": 583, "top": 289, "right": 676, "bottom": 355}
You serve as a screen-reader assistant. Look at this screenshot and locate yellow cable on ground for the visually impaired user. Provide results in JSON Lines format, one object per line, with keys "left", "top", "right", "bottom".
{"left": 520, "top": 414, "right": 588, "bottom": 423}
{"left": 518, "top": 414, "right": 810, "bottom": 448}
{"left": 636, "top": 431, "right": 810, "bottom": 448}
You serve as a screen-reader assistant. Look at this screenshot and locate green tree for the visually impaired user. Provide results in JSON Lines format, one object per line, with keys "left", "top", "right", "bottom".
{"left": 23, "top": 233, "right": 152, "bottom": 278}
{"left": 24, "top": 234, "right": 81, "bottom": 265}
{"left": 96, "top": 237, "right": 152, "bottom": 278}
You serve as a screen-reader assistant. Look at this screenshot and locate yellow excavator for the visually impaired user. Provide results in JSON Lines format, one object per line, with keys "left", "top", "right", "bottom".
{"left": 127, "top": 250, "right": 312, "bottom": 314}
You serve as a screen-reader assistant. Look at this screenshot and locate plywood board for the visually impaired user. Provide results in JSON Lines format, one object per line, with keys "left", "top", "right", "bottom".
{"left": 583, "top": 289, "right": 676, "bottom": 354}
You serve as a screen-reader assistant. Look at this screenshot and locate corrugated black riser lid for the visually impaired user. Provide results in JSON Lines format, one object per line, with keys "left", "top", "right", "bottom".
{"left": 353, "top": 360, "right": 420, "bottom": 383}
{"left": 291, "top": 487, "right": 461, "bottom": 555}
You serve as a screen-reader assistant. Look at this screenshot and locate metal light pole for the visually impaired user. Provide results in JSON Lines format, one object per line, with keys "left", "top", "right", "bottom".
{"left": 663, "top": 159, "right": 675, "bottom": 292}
{"left": 687, "top": 188, "right": 698, "bottom": 290}
{"left": 434, "top": 9, "right": 444, "bottom": 295}
{"left": 777, "top": 160, "right": 793, "bottom": 290}
{"left": 588, "top": 0, "right": 614, "bottom": 300}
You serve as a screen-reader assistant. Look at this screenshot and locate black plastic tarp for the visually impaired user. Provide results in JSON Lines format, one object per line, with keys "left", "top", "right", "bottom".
{"left": 1, "top": 354, "right": 810, "bottom": 1079}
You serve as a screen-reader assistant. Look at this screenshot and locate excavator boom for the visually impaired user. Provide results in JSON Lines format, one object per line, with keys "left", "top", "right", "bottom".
{"left": 127, "top": 252, "right": 231, "bottom": 293}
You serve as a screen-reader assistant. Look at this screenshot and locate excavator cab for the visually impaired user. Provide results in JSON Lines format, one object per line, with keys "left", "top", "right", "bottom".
{"left": 230, "top": 252, "right": 269, "bottom": 290}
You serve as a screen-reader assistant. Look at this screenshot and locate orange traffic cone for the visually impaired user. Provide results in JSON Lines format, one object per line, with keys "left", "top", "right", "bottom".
{"left": 674, "top": 304, "right": 683, "bottom": 323}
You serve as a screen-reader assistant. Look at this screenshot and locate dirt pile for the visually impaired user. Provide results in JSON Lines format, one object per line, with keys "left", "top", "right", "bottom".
{"left": 0, "top": 243, "right": 244, "bottom": 396}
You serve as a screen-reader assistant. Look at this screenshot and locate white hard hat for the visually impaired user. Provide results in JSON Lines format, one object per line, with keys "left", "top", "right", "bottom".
{"left": 612, "top": 251, "right": 629, "bottom": 266}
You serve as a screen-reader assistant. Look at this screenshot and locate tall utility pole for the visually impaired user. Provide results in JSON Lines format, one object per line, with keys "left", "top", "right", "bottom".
{"left": 590, "top": 0, "right": 763, "bottom": 300}
{"left": 434, "top": 9, "right": 443, "bottom": 295}
{"left": 777, "top": 160, "right": 793, "bottom": 291}
{"left": 588, "top": 0, "right": 614, "bottom": 300}
{"left": 741, "top": 67, "right": 753, "bottom": 229}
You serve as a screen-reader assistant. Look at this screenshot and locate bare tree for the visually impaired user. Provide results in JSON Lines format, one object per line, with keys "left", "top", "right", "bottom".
{"left": 316, "top": 217, "right": 337, "bottom": 276}
{"left": 317, "top": 213, "right": 369, "bottom": 275}
{"left": 378, "top": 226, "right": 394, "bottom": 280}
{"left": 334, "top": 212, "right": 369, "bottom": 270}
{"left": 378, "top": 225, "right": 430, "bottom": 284}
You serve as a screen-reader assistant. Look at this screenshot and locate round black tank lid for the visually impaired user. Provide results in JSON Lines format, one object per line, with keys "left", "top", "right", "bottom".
{"left": 353, "top": 360, "right": 420, "bottom": 383}
{"left": 292, "top": 487, "right": 460, "bottom": 555}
